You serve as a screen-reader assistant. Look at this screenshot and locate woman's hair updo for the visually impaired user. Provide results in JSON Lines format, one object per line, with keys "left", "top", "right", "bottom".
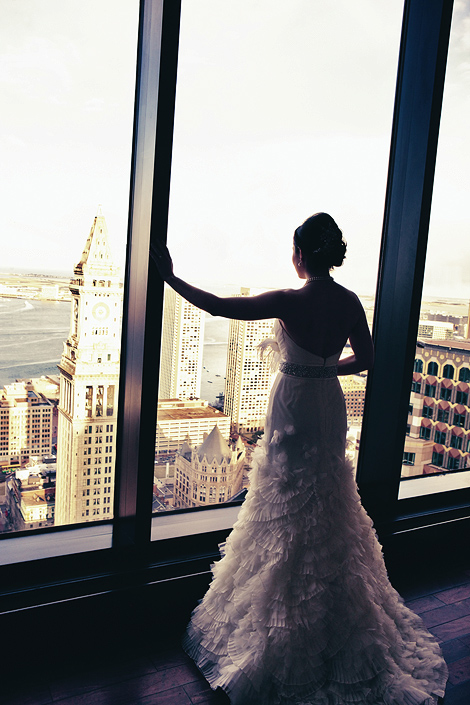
{"left": 294, "top": 212, "right": 346, "bottom": 270}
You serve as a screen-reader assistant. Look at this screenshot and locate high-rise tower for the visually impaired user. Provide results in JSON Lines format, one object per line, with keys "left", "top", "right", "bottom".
{"left": 55, "top": 210, "right": 123, "bottom": 525}
{"left": 223, "top": 288, "right": 275, "bottom": 434}
{"left": 158, "top": 286, "right": 205, "bottom": 400}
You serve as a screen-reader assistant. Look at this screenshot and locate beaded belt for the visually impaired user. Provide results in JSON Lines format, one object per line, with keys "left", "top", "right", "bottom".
{"left": 279, "top": 361, "right": 338, "bottom": 378}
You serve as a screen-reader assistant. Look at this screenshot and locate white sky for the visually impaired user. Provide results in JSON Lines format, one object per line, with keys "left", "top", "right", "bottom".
{"left": 1, "top": 1, "right": 469, "bottom": 298}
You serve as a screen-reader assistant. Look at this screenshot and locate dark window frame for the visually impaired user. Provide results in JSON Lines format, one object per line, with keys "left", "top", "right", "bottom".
{"left": 443, "top": 364, "right": 455, "bottom": 380}
{"left": 420, "top": 427, "right": 431, "bottom": 441}
{"left": 440, "top": 387, "right": 452, "bottom": 401}
{"left": 356, "top": 0, "right": 458, "bottom": 527}
{"left": 459, "top": 367, "right": 470, "bottom": 383}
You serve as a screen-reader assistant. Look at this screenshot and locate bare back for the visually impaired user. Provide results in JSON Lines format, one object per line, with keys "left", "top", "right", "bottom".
{"left": 279, "top": 281, "right": 365, "bottom": 359}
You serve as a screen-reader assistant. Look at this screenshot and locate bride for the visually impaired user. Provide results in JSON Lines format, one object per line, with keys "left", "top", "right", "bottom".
{"left": 152, "top": 213, "right": 447, "bottom": 705}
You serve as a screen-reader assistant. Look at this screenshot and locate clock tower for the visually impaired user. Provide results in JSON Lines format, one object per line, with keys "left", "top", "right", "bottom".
{"left": 55, "top": 209, "right": 123, "bottom": 525}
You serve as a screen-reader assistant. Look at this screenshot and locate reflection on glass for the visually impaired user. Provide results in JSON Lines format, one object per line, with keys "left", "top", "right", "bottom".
{"left": 0, "top": 1, "right": 139, "bottom": 533}
{"left": 153, "top": 0, "right": 402, "bottom": 516}
{"left": 400, "top": 4, "right": 470, "bottom": 499}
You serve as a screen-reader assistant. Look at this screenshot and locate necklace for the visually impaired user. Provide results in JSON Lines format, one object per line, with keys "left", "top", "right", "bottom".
{"left": 305, "top": 275, "right": 333, "bottom": 283}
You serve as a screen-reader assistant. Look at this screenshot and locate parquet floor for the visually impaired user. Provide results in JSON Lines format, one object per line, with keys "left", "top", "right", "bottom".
{"left": 3, "top": 563, "right": 470, "bottom": 705}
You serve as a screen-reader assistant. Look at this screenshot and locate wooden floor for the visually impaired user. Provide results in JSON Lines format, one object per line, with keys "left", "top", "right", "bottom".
{"left": 4, "top": 564, "right": 470, "bottom": 705}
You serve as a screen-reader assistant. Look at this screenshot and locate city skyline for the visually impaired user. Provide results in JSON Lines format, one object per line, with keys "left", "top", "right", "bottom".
{"left": 2, "top": 260, "right": 470, "bottom": 530}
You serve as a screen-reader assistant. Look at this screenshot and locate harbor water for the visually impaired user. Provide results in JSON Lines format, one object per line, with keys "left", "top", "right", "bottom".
{"left": 0, "top": 298, "right": 229, "bottom": 404}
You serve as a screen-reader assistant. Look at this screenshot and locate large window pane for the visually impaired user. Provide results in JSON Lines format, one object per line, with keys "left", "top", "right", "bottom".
{"left": 400, "top": 3, "right": 470, "bottom": 499}
{"left": 0, "top": 1, "right": 139, "bottom": 533}
{"left": 153, "top": 0, "right": 403, "bottom": 520}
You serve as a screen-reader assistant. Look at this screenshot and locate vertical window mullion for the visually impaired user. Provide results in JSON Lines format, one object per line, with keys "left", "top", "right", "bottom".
{"left": 357, "top": 0, "right": 453, "bottom": 525}
{"left": 114, "top": 0, "right": 182, "bottom": 549}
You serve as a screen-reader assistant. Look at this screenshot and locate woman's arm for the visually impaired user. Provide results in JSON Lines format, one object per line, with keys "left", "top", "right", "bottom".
{"left": 150, "top": 241, "right": 289, "bottom": 320}
{"left": 337, "top": 306, "right": 374, "bottom": 375}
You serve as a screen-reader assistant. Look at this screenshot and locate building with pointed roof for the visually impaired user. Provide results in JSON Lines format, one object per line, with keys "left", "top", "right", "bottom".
{"left": 196, "top": 425, "right": 231, "bottom": 464}
{"left": 55, "top": 210, "right": 123, "bottom": 525}
{"left": 174, "top": 425, "right": 245, "bottom": 509}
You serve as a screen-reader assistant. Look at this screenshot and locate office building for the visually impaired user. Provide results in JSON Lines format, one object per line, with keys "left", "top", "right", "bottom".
{"left": 159, "top": 287, "right": 205, "bottom": 400}
{"left": 224, "top": 288, "right": 276, "bottom": 433}
{"left": 404, "top": 339, "right": 470, "bottom": 477}
{"left": 155, "top": 398, "right": 230, "bottom": 456}
{"left": 417, "top": 319, "right": 454, "bottom": 340}
{"left": 0, "top": 382, "right": 53, "bottom": 471}
{"left": 55, "top": 211, "right": 123, "bottom": 525}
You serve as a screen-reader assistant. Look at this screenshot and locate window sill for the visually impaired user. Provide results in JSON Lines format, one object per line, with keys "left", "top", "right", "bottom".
{"left": 0, "top": 523, "right": 112, "bottom": 566}
{"left": 0, "top": 504, "right": 241, "bottom": 568}
{"left": 151, "top": 504, "right": 240, "bottom": 541}
{"left": 399, "top": 469, "right": 470, "bottom": 498}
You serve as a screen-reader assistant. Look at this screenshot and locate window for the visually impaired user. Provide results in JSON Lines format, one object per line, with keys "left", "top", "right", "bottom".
{"left": 422, "top": 406, "right": 433, "bottom": 419}
{"left": 395, "top": 1, "right": 470, "bottom": 499}
{"left": 450, "top": 435, "right": 462, "bottom": 451}
{"left": 437, "top": 408, "right": 449, "bottom": 423}
{"left": 456, "top": 391, "right": 468, "bottom": 405}
{"left": 424, "top": 384, "right": 436, "bottom": 398}
{"left": 403, "top": 452, "right": 415, "bottom": 466}
{"left": 432, "top": 451, "right": 444, "bottom": 467}
{"left": 420, "top": 427, "right": 431, "bottom": 441}
{"left": 459, "top": 368, "right": 470, "bottom": 383}
{"left": 439, "top": 387, "right": 452, "bottom": 401}
{"left": 443, "top": 364, "right": 454, "bottom": 380}
{"left": 0, "top": 1, "right": 467, "bottom": 646}
{"left": 413, "top": 359, "right": 423, "bottom": 373}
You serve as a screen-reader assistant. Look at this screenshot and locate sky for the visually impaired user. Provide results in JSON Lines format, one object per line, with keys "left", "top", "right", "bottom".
{"left": 1, "top": 1, "right": 469, "bottom": 298}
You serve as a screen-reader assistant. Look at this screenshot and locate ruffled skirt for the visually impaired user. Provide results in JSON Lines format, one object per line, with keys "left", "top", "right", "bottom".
{"left": 183, "top": 374, "right": 448, "bottom": 704}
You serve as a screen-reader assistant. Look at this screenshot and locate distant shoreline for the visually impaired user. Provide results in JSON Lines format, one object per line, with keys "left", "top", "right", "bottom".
{"left": 0, "top": 272, "right": 468, "bottom": 311}
{"left": 0, "top": 273, "right": 71, "bottom": 303}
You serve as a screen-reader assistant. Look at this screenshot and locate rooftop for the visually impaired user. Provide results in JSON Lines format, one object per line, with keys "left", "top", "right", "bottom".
{"left": 418, "top": 339, "right": 470, "bottom": 352}
{"left": 158, "top": 405, "right": 229, "bottom": 422}
{"left": 197, "top": 426, "right": 231, "bottom": 464}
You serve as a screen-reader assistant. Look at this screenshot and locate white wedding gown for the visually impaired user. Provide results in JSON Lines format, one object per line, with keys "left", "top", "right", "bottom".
{"left": 183, "top": 320, "right": 448, "bottom": 704}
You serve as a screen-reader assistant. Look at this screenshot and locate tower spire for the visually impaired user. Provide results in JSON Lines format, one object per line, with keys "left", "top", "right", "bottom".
{"left": 55, "top": 212, "right": 123, "bottom": 526}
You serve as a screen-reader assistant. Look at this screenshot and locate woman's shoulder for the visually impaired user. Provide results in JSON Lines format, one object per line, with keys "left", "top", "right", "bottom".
{"left": 279, "top": 281, "right": 363, "bottom": 313}
{"left": 333, "top": 282, "right": 362, "bottom": 304}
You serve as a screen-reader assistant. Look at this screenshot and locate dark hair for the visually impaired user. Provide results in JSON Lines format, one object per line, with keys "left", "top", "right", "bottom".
{"left": 294, "top": 212, "right": 346, "bottom": 270}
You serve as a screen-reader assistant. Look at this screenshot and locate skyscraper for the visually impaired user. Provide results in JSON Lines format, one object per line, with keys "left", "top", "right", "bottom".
{"left": 158, "top": 286, "right": 205, "bottom": 400}
{"left": 55, "top": 210, "right": 123, "bottom": 525}
{"left": 223, "top": 288, "right": 275, "bottom": 434}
